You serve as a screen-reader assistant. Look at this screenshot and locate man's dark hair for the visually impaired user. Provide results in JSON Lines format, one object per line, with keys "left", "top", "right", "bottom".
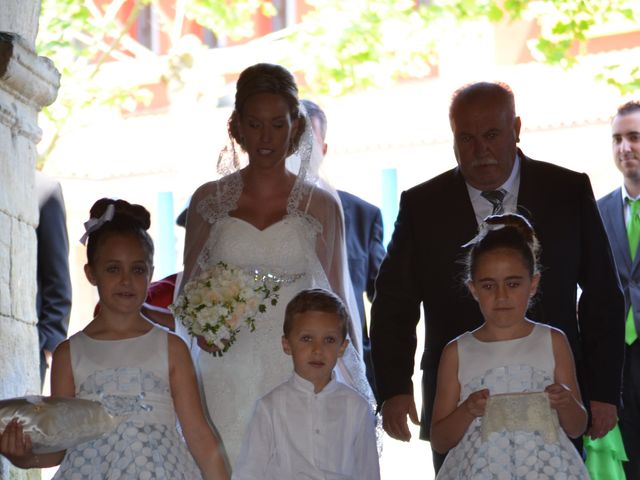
{"left": 615, "top": 100, "right": 640, "bottom": 118}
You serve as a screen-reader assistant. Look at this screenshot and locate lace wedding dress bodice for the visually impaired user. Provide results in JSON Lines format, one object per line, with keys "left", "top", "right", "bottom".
{"left": 212, "top": 216, "right": 309, "bottom": 277}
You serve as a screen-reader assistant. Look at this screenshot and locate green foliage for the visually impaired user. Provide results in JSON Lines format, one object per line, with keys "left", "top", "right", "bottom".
{"left": 289, "top": 0, "right": 434, "bottom": 96}
{"left": 35, "top": 0, "right": 259, "bottom": 167}
{"left": 35, "top": 0, "right": 639, "bottom": 166}
{"left": 288, "top": 0, "right": 638, "bottom": 97}
{"left": 527, "top": 0, "right": 636, "bottom": 67}
{"left": 184, "top": 0, "right": 274, "bottom": 40}
{"left": 596, "top": 64, "right": 640, "bottom": 95}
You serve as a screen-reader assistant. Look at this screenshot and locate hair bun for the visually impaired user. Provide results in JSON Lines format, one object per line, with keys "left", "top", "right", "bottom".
{"left": 484, "top": 213, "right": 534, "bottom": 244}
{"left": 89, "top": 198, "right": 151, "bottom": 231}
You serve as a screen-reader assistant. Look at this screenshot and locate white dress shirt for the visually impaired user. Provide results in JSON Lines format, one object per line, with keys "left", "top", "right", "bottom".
{"left": 233, "top": 372, "right": 380, "bottom": 480}
{"left": 466, "top": 154, "right": 521, "bottom": 224}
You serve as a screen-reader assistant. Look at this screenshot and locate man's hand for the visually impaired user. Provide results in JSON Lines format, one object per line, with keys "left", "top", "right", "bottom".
{"left": 44, "top": 349, "right": 53, "bottom": 369}
{"left": 381, "top": 394, "right": 420, "bottom": 441}
{"left": 587, "top": 400, "right": 617, "bottom": 439}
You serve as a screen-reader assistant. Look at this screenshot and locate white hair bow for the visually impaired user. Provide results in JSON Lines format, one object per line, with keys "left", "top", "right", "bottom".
{"left": 461, "top": 222, "right": 506, "bottom": 248}
{"left": 79, "top": 204, "right": 115, "bottom": 245}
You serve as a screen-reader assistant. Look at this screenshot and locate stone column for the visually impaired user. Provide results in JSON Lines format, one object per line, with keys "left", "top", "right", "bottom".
{"left": 0, "top": 4, "right": 60, "bottom": 478}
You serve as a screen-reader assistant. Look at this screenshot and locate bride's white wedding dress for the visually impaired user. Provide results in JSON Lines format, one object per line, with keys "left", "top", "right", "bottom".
{"left": 178, "top": 171, "right": 373, "bottom": 464}
{"left": 197, "top": 215, "right": 313, "bottom": 462}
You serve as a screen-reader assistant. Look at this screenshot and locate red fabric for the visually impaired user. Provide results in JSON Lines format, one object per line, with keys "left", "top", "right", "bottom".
{"left": 146, "top": 273, "right": 178, "bottom": 309}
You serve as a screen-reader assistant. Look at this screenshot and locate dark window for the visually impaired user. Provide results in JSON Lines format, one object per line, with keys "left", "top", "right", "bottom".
{"left": 136, "top": 4, "right": 158, "bottom": 52}
{"left": 203, "top": 29, "right": 219, "bottom": 48}
{"left": 271, "top": 0, "right": 287, "bottom": 32}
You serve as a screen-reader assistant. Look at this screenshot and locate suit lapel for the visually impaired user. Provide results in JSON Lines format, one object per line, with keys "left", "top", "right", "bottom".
{"left": 514, "top": 152, "right": 542, "bottom": 222}
{"left": 453, "top": 167, "right": 479, "bottom": 227}
{"left": 599, "top": 190, "right": 633, "bottom": 276}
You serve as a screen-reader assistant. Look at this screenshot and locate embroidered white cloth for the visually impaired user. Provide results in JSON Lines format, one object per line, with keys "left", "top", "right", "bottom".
{"left": 0, "top": 396, "right": 123, "bottom": 454}
{"left": 481, "top": 391, "right": 559, "bottom": 443}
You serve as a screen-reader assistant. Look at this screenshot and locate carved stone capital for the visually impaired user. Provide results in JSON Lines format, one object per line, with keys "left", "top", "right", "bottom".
{"left": 0, "top": 32, "right": 60, "bottom": 143}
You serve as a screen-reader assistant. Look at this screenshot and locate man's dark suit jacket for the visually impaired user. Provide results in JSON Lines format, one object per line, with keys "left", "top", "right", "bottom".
{"left": 338, "top": 190, "right": 386, "bottom": 393}
{"left": 598, "top": 188, "right": 640, "bottom": 478}
{"left": 599, "top": 189, "right": 640, "bottom": 335}
{"left": 36, "top": 171, "right": 72, "bottom": 382}
{"left": 371, "top": 150, "right": 625, "bottom": 440}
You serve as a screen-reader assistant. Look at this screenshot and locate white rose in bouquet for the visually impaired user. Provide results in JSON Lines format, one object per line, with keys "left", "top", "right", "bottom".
{"left": 170, "top": 262, "right": 280, "bottom": 355}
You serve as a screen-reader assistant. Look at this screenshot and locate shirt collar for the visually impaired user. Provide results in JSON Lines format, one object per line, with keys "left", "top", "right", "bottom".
{"left": 290, "top": 371, "right": 339, "bottom": 395}
{"left": 621, "top": 185, "right": 640, "bottom": 203}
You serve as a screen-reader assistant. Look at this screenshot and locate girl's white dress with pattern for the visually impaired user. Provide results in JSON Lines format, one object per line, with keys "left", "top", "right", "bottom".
{"left": 436, "top": 323, "right": 589, "bottom": 480}
{"left": 180, "top": 171, "right": 373, "bottom": 464}
{"left": 53, "top": 327, "right": 202, "bottom": 480}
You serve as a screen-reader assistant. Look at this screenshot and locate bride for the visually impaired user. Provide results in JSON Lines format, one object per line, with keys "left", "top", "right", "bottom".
{"left": 178, "top": 63, "right": 373, "bottom": 464}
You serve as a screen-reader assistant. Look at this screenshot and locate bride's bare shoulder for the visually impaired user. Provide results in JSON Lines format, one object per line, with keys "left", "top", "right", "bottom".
{"left": 192, "top": 175, "right": 235, "bottom": 201}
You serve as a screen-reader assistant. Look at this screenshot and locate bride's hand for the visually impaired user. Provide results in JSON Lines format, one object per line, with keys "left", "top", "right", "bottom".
{"left": 196, "top": 335, "right": 229, "bottom": 354}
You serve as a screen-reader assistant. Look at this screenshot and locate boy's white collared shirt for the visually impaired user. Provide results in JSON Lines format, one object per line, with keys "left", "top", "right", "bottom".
{"left": 233, "top": 372, "right": 380, "bottom": 480}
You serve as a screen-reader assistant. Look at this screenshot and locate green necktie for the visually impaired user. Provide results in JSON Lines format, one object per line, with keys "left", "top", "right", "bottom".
{"left": 626, "top": 198, "right": 640, "bottom": 345}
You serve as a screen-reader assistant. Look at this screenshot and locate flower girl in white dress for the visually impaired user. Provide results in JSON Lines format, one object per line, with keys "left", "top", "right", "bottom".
{"left": 431, "top": 214, "right": 590, "bottom": 479}
{"left": 177, "top": 63, "right": 374, "bottom": 463}
{"left": 0, "top": 199, "right": 229, "bottom": 480}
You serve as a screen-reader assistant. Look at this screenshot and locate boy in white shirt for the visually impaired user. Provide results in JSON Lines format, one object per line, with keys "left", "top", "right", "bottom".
{"left": 233, "top": 288, "right": 380, "bottom": 480}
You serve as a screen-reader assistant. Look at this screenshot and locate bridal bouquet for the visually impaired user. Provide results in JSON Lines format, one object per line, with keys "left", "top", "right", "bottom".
{"left": 170, "top": 262, "right": 280, "bottom": 355}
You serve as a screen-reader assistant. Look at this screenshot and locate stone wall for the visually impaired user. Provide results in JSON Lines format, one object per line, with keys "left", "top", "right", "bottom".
{"left": 0, "top": 1, "right": 60, "bottom": 477}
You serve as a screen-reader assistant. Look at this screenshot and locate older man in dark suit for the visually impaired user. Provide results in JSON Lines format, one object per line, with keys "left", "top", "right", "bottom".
{"left": 598, "top": 100, "right": 640, "bottom": 479}
{"left": 301, "top": 99, "right": 386, "bottom": 395}
{"left": 371, "top": 81, "right": 625, "bottom": 472}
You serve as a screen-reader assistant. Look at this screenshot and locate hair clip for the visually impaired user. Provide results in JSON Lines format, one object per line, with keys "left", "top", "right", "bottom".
{"left": 461, "top": 222, "right": 506, "bottom": 248}
{"left": 79, "top": 204, "right": 115, "bottom": 245}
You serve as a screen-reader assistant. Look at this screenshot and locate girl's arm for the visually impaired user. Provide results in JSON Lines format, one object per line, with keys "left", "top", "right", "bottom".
{"left": 0, "top": 340, "right": 74, "bottom": 469}
{"left": 545, "top": 328, "right": 588, "bottom": 438}
{"left": 168, "top": 334, "right": 230, "bottom": 480}
{"left": 430, "top": 341, "right": 489, "bottom": 454}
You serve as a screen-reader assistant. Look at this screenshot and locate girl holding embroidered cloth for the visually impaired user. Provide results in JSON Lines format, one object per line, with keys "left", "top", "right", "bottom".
{"left": 431, "top": 214, "right": 589, "bottom": 479}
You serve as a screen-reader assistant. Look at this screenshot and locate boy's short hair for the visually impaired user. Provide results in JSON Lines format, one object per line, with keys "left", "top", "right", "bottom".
{"left": 284, "top": 288, "right": 349, "bottom": 339}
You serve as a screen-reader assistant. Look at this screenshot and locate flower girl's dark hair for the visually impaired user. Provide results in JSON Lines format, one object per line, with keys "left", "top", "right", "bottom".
{"left": 85, "top": 198, "right": 154, "bottom": 266}
{"left": 464, "top": 213, "right": 541, "bottom": 282}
